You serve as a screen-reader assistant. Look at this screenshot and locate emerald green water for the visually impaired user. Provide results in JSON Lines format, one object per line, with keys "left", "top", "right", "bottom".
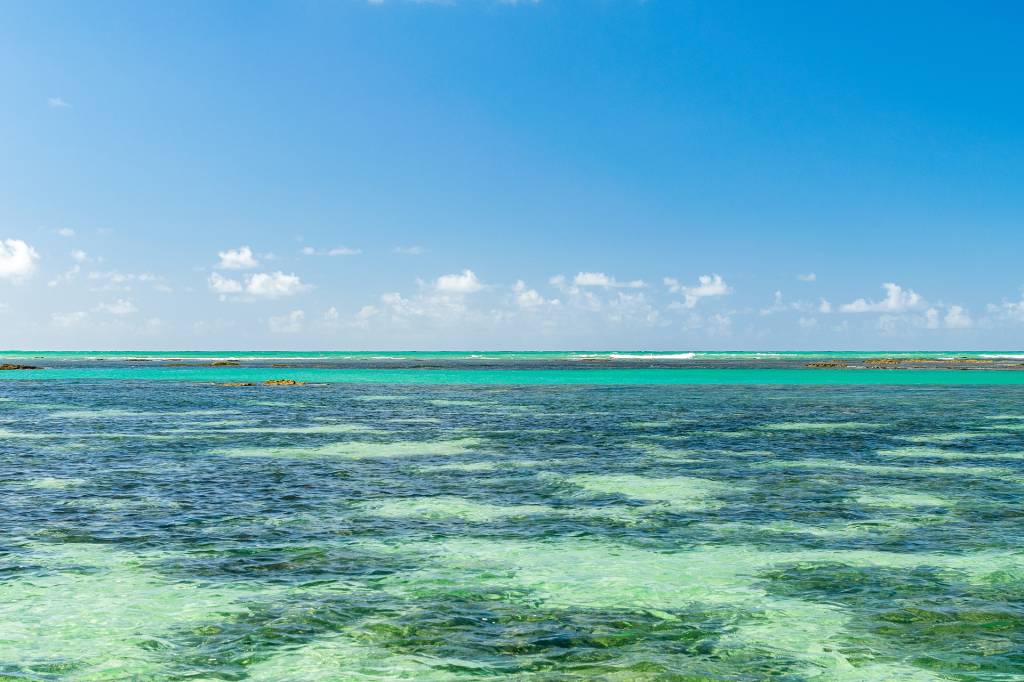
{"left": 2, "top": 350, "right": 1024, "bottom": 385}
{"left": 2, "top": 357, "right": 1024, "bottom": 679}
{"left": 4, "top": 367, "right": 1024, "bottom": 385}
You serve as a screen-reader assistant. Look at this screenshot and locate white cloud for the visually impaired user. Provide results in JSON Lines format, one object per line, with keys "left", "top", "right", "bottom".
{"left": 302, "top": 246, "right": 362, "bottom": 256}
{"left": 246, "top": 272, "right": 309, "bottom": 298}
{"left": 269, "top": 310, "right": 305, "bottom": 334}
{"left": 840, "top": 283, "right": 923, "bottom": 313}
{"left": 57, "top": 228, "right": 75, "bottom": 237}
{"left": 394, "top": 246, "right": 424, "bottom": 255}
{"left": 71, "top": 249, "right": 89, "bottom": 263}
{"left": 0, "top": 239, "right": 40, "bottom": 282}
{"left": 513, "top": 280, "right": 558, "bottom": 309}
{"left": 708, "top": 313, "right": 733, "bottom": 335}
{"left": 48, "top": 265, "right": 81, "bottom": 288}
{"left": 574, "top": 272, "right": 612, "bottom": 287}
{"left": 549, "top": 275, "right": 602, "bottom": 311}
{"left": 987, "top": 294, "right": 1024, "bottom": 323}
{"left": 572, "top": 272, "right": 645, "bottom": 289}
{"left": 797, "top": 272, "right": 817, "bottom": 282}
{"left": 217, "top": 246, "right": 259, "bottom": 270}
{"left": 209, "top": 271, "right": 309, "bottom": 300}
{"left": 607, "top": 291, "right": 660, "bottom": 325}
{"left": 664, "top": 274, "right": 731, "bottom": 308}
{"left": 818, "top": 299, "right": 832, "bottom": 314}
{"left": 48, "top": 97, "right": 71, "bottom": 108}
{"left": 88, "top": 270, "right": 161, "bottom": 292}
{"left": 943, "top": 305, "right": 972, "bottom": 329}
{"left": 760, "top": 290, "right": 787, "bottom": 315}
{"left": 357, "top": 304, "right": 380, "bottom": 321}
{"left": 435, "top": 269, "right": 484, "bottom": 294}
{"left": 798, "top": 317, "right": 818, "bottom": 329}
{"left": 208, "top": 272, "right": 243, "bottom": 294}
{"left": 95, "top": 299, "right": 137, "bottom": 315}
{"left": 51, "top": 311, "right": 88, "bottom": 328}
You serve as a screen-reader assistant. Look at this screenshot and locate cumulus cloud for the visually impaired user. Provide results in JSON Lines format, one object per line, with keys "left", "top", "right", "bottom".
{"left": 208, "top": 272, "right": 243, "bottom": 295}
{"left": 248, "top": 271, "right": 308, "bottom": 298}
{"left": 513, "top": 280, "right": 558, "bottom": 309}
{"left": 209, "top": 271, "right": 309, "bottom": 300}
{"left": 87, "top": 270, "right": 162, "bottom": 292}
{"left": 48, "top": 265, "right": 81, "bottom": 288}
{"left": 797, "top": 273, "right": 817, "bottom": 282}
{"left": 0, "top": 239, "right": 40, "bottom": 282}
{"left": 664, "top": 274, "right": 731, "bottom": 308}
{"left": 987, "top": 294, "right": 1024, "bottom": 323}
{"left": 572, "top": 272, "right": 645, "bottom": 289}
{"left": 943, "top": 305, "right": 972, "bottom": 329}
{"left": 760, "top": 291, "right": 787, "bottom": 315}
{"left": 435, "top": 269, "right": 484, "bottom": 294}
{"left": 840, "top": 283, "right": 923, "bottom": 313}
{"left": 217, "top": 246, "right": 259, "bottom": 270}
{"left": 51, "top": 311, "right": 88, "bottom": 328}
{"left": 301, "top": 246, "right": 362, "bottom": 256}
{"left": 71, "top": 249, "right": 89, "bottom": 263}
{"left": 269, "top": 310, "right": 305, "bottom": 333}
{"left": 57, "top": 228, "right": 75, "bottom": 237}
{"left": 606, "top": 291, "right": 660, "bottom": 325}
{"left": 356, "top": 305, "right": 381, "bottom": 323}
{"left": 761, "top": 291, "right": 834, "bottom": 316}
{"left": 48, "top": 97, "right": 71, "bottom": 108}
{"left": 94, "top": 299, "right": 138, "bottom": 315}
{"left": 549, "top": 275, "right": 602, "bottom": 311}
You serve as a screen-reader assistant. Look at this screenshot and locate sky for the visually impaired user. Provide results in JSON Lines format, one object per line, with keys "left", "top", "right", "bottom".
{"left": 1, "top": 0, "right": 1023, "bottom": 350}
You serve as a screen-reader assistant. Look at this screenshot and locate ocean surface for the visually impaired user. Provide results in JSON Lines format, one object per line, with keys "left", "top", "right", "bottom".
{"left": 2, "top": 352, "right": 1024, "bottom": 679}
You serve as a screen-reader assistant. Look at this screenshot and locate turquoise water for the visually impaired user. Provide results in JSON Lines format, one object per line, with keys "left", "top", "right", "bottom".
{"left": 2, "top": 356, "right": 1024, "bottom": 679}
{"left": 2, "top": 350, "right": 1024, "bottom": 385}
{"left": 4, "top": 350, "right": 1024, "bottom": 361}
{"left": 5, "top": 367, "right": 1024, "bottom": 385}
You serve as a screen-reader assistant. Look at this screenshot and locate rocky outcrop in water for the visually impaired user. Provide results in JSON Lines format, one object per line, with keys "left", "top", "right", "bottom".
{"left": 0, "top": 364, "right": 41, "bottom": 370}
{"left": 806, "top": 361, "right": 847, "bottom": 368}
{"left": 264, "top": 379, "right": 305, "bottom": 386}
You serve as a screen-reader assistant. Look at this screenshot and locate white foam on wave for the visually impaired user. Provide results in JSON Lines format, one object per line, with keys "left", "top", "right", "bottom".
{"left": 572, "top": 353, "right": 696, "bottom": 360}
{"left": 979, "top": 354, "right": 1024, "bottom": 359}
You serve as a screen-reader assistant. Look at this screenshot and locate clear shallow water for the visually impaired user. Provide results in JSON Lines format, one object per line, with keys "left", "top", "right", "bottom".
{"left": 2, "top": 379, "right": 1024, "bottom": 680}
{"left": 3, "top": 350, "right": 1024, "bottom": 385}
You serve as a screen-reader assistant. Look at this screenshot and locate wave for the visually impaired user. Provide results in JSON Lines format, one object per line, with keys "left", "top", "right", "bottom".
{"left": 979, "top": 354, "right": 1024, "bottom": 359}
{"left": 572, "top": 353, "right": 697, "bottom": 360}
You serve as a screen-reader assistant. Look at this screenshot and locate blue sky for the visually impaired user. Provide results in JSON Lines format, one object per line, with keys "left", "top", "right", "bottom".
{"left": 2, "top": 0, "right": 1022, "bottom": 349}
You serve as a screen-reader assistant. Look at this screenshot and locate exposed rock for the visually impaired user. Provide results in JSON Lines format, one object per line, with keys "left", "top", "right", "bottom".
{"left": 0, "top": 363, "right": 41, "bottom": 371}
{"left": 864, "top": 358, "right": 903, "bottom": 366}
{"left": 264, "top": 379, "right": 305, "bottom": 386}
{"left": 218, "top": 382, "right": 256, "bottom": 386}
{"left": 211, "top": 360, "right": 240, "bottom": 366}
{"left": 806, "top": 361, "right": 847, "bottom": 368}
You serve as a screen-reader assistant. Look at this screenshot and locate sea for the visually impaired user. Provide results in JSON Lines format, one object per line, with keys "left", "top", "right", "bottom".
{"left": 1, "top": 351, "right": 1023, "bottom": 680}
